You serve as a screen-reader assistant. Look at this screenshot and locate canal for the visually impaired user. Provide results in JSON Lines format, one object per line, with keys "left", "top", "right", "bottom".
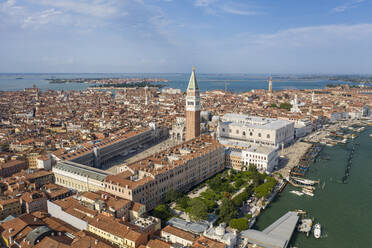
{"left": 254, "top": 126, "right": 372, "bottom": 248}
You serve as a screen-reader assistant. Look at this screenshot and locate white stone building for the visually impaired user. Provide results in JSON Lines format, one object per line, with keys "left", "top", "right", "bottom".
{"left": 218, "top": 114, "right": 294, "bottom": 148}
{"left": 242, "top": 145, "right": 278, "bottom": 173}
{"left": 203, "top": 223, "right": 237, "bottom": 248}
{"left": 294, "top": 120, "right": 313, "bottom": 138}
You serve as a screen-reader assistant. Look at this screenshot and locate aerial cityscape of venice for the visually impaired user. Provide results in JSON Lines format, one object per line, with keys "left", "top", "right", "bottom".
{"left": 0, "top": 1, "right": 371, "bottom": 248}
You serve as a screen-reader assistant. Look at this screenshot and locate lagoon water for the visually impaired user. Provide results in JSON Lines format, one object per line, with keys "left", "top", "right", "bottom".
{"left": 255, "top": 127, "right": 372, "bottom": 248}
{"left": 0, "top": 73, "right": 349, "bottom": 92}
{"left": 1, "top": 73, "right": 370, "bottom": 247}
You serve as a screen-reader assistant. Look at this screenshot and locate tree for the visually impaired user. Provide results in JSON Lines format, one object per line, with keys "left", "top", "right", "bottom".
{"left": 152, "top": 204, "right": 173, "bottom": 224}
{"left": 279, "top": 102, "right": 292, "bottom": 111}
{"left": 270, "top": 103, "right": 277, "bottom": 108}
{"left": 207, "top": 174, "right": 223, "bottom": 191}
{"left": 187, "top": 198, "right": 208, "bottom": 221}
{"left": 218, "top": 197, "right": 237, "bottom": 224}
{"left": 234, "top": 178, "right": 245, "bottom": 189}
{"left": 229, "top": 218, "right": 249, "bottom": 231}
{"left": 200, "top": 189, "right": 219, "bottom": 201}
{"left": 232, "top": 189, "right": 251, "bottom": 207}
{"left": 165, "top": 189, "right": 181, "bottom": 203}
{"left": 176, "top": 196, "right": 190, "bottom": 210}
{"left": 254, "top": 177, "right": 277, "bottom": 198}
{"left": 245, "top": 213, "right": 252, "bottom": 220}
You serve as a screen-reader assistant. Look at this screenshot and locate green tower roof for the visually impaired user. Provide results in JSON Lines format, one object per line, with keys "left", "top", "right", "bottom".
{"left": 187, "top": 66, "right": 199, "bottom": 90}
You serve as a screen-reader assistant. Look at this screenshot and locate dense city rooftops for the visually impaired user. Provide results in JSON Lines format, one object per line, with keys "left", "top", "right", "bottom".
{"left": 106, "top": 135, "right": 223, "bottom": 189}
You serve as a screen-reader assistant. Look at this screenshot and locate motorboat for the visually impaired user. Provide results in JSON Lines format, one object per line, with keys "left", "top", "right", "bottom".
{"left": 314, "top": 223, "right": 321, "bottom": 238}
{"left": 290, "top": 190, "right": 304, "bottom": 196}
{"left": 302, "top": 188, "right": 314, "bottom": 197}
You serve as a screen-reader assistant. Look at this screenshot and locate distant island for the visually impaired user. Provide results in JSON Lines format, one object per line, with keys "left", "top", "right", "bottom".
{"left": 46, "top": 77, "right": 169, "bottom": 85}
{"left": 90, "top": 81, "right": 166, "bottom": 89}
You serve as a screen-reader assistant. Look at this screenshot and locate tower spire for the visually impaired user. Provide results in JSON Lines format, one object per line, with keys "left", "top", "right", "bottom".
{"left": 185, "top": 66, "right": 201, "bottom": 141}
{"left": 187, "top": 66, "right": 199, "bottom": 90}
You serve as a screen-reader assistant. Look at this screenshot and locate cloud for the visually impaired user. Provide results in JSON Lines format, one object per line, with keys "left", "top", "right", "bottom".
{"left": 22, "top": 9, "right": 62, "bottom": 28}
{"left": 220, "top": 5, "right": 258, "bottom": 16}
{"left": 332, "top": 0, "right": 365, "bottom": 13}
{"left": 194, "top": 0, "right": 218, "bottom": 7}
{"left": 202, "top": 23, "right": 372, "bottom": 73}
{"left": 194, "top": 0, "right": 260, "bottom": 16}
{"left": 30, "top": 0, "right": 124, "bottom": 18}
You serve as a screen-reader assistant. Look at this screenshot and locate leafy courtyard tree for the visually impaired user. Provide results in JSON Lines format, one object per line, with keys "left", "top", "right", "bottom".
{"left": 279, "top": 102, "right": 292, "bottom": 111}
{"left": 254, "top": 177, "right": 277, "bottom": 198}
{"left": 176, "top": 196, "right": 190, "bottom": 210}
{"left": 187, "top": 198, "right": 208, "bottom": 221}
{"left": 234, "top": 178, "right": 245, "bottom": 189}
{"left": 152, "top": 204, "right": 173, "bottom": 225}
{"left": 232, "top": 188, "right": 252, "bottom": 207}
{"left": 218, "top": 197, "right": 237, "bottom": 224}
{"left": 229, "top": 218, "right": 249, "bottom": 231}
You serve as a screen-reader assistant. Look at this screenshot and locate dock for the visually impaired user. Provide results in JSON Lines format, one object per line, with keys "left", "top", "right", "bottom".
{"left": 287, "top": 179, "right": 316, "bottom": 190}
{"left": 279, "top": 180, "right": 288, "bottom": 192}
{"left": 298, "top": 219, "right": 313, "bottom": 236}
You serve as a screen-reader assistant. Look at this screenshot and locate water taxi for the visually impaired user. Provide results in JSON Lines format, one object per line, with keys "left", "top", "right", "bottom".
{"left": 314, "top": 223, "right": 321, "bottom": 238}
{"left": 302, "top": 188, "right": 314, "bottom": 197}
{"left": 290, "top": 190, "right": 304, "bottom": 196}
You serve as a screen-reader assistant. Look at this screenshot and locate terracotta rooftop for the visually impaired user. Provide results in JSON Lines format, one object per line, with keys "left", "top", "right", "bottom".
{"left": 162, "top": 225, "right": 198, "bottom": 242}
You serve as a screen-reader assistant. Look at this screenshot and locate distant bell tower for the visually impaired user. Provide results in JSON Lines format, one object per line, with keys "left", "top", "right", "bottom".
{"left": 268, "top": 76, "right": 273, "bottom": 96}
{"left": 185, "top": 66, "right": 201, "bottom": 141}
{"left": 145, "top": 86, "right": 149, "bottom": 106}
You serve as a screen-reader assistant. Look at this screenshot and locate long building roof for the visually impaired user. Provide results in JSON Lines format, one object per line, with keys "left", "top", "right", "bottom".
{"left": 241, "top": 211, "right": 299, "bottom": 248}
{"left": 53, "top": 161, "right": 112, "bottom": 181}
{"left": 221, "top": 113, "right": 293, "bottom": 130}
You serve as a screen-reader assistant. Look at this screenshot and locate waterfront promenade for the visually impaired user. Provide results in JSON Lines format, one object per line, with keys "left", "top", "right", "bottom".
{"left": 277, "top": 142, "right": 312, "bottom": 178}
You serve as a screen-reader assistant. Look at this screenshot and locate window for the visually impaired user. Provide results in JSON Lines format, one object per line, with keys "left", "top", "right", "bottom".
{"left": 250, "top": 132, "right": 253, "bottom": 136}
{"left": 267, "top": 134, "right": 270, "bottom": 139}
{"left": 236, "top": 130, "right": 239, "bottom": 134}
{"left": 243, "top": 131, "right": 246, "bottom": 136}
{"left": 258, "top": 133, "right": 261, "bottom": 137}
{"left": 188, "top": 101, "right": 194, "bottom": 106}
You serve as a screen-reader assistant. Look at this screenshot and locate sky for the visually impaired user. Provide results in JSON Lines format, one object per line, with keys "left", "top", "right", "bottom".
{"left": 1, "top": 0, "right": 372, "bottom": 74}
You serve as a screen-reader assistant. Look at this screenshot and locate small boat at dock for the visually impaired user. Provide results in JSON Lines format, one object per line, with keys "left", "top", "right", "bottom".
{"left": 314, "top": 223, "right": 321, "bottom": 238}
{"left": 290, "top": 190, "right": 304, "bottom": 196}
{"left": 291, "top": 177, "right": 319, "bottom": 186}
{"left": 302, "top": 188, "right": 314, "bottom": 197}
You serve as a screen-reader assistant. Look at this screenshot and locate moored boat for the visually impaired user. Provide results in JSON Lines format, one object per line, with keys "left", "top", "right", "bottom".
{"left": 290, "top": 190, "right": 304, "bottom": 196}
{"left": 302, "top": 188, "right": 314, "bottom": 197}
{"left": 314, "top": 223, "right": 321, "bottom": 238}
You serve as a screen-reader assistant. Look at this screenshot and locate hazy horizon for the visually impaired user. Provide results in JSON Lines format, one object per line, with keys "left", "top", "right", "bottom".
{"left": 1, "top": 0, "right": 372, "bottom": 74}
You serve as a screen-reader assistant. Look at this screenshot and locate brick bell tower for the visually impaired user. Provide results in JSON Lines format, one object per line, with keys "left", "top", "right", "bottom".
{"left": 185, "top": 66, "right": 201, "bottom": 141}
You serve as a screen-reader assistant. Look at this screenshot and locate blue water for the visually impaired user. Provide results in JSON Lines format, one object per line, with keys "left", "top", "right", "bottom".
{"left": 255, "top": 127, "right": 372, "bottom": 247}
{"left": 0, "top": 73, "right": 350, "bottom": 92}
